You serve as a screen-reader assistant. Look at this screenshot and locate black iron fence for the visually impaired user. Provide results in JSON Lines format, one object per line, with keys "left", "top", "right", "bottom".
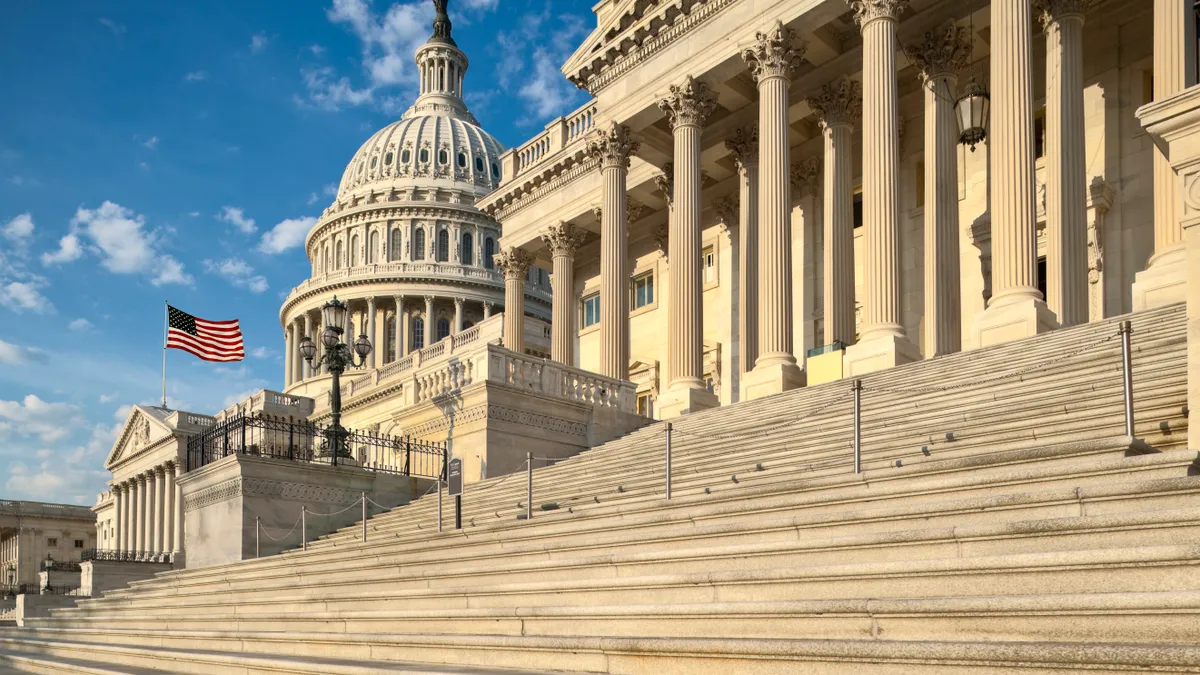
{"left": 184, "top": 413, "right": 447, "bottom": 479}
{"left": 0, "top": 584, "right": 84, "bottom": 596}
{"left": 80, "top": 549, "right": 173, "bottom": 564}
{"left": 39, "top": 561, "right": 81, "bottom": 573}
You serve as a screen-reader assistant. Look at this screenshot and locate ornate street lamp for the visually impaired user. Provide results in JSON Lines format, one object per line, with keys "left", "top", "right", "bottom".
{"left": 298, "top": 296, "right": 371, "bottom": 464}
{"left": 955, "top": 79, "right": 990, "bottom": 151}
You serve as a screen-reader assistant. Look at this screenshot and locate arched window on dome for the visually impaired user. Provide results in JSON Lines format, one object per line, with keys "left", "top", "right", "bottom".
{"left": 412, "top": 317, "right": 425, "bottom": 350}
{"left": 413, "top": 228, "right": 426, "bottom": 261}
{"left": 368, "top": 231, "right": 379, "bottom": 264}
{"left": 436, "top": 229, "right": 449, "bottom": 263}
{"left": 390, "top": 228, "right": 402, "bottom": 261}
{"left": 461, "top": 232, "right": 473, "bottom": 266}
{"left": 457, "top": 152, "right": 467, "bottom": 169}
{"left": 350, "top": 234, "right": 360, "bottom": 267}
{"left": 436, "top": 318, "right": 450, "bottom": 341}
{"left": 336, "top": 240, "right": 344, "bottom": 269}
{"left": 438, "top": 149, "right": 449, "bottom": 165}
{"left": 475, "top": 157, "right": 485, "bottom": 174}
{"left": 483, "top": 237, "right": 495, "bottom": 270}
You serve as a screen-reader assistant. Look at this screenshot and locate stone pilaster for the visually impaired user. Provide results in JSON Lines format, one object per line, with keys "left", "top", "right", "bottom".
{"left": 971, "top": 0, "right": 1058, "bottom": 348}
{"left": 495, "top": 248, "right": 534, "bottom": 354}
{"left": 587, "top": 123, "right": 639, "bottom": 379}
{"left": 453, "top": 297, "right": 464, "bottom": 334}
{"left": 726, "top": 125, "right": 759, "bottom": 379}
{"left": 543, "top": 222, "right": 587, "bottom": 366}
{"left": 906, "top": 20, "right": 970, "bottom": 355}
{"left": 741, "top": 21, "right": 807, "bottom": 399}
{"left": 1132, "top": 0, "right": 1198, "bottom": 310}
{"left": 845, "top": 0, "right": 920, "bottom": 375}
{"left": 154, "top": 466, "right": 166, "bottom": 552}
{"left": 172, "top": 463, "right": 183, "bottom": 553}
{"left": 657, "top": 76, "right": 721, "bottom": 417}
{"left": 393, "top": 295, "right": 404, "bottom": 361}
{"left": 808, "top": 78, "right": 861, "bottom": 348}
{"left": 1039, "top": 0, "right": 1090, "bottom": 327}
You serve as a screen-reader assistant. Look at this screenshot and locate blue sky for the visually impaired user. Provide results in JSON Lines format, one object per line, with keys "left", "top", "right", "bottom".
{"left": 0, "top": 0, "right": 595, "bottom": 504}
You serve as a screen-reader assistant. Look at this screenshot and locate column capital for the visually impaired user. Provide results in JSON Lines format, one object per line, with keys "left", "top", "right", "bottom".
{"left": 790, "top": 157, "right": 821, "bottom": 194}
{"left": 653, "top": 222, "right": 669, "bottom": 259}
{"left": 393, "top": 294, "right": 405, "bottom": 304}
{"left": 154, "top": 465, "right": 166, "bottom": 477}
{"left": 367, "top": 296, "right": 377, "bottom": 308}
{"left": 715, "top": 194, "right": 739, "bottom": 229}
{"left": 627, "top": 199, "right": 646, "bottom": 223}
{"left": 587, "top": 122, "right": 640, "bottom": 170}
{"left": 657, "top": 76, "right": 719, "bottom": 129}
{"left": 741, "top": 21, "right": 806, "bottom": 82}
{"left": 808, "top": 78, "right": 863, "bottom": 129}
{"left": 903, "top": 20, "right": 972, "bottom": 81}
{"left": 725, "top": 125, "right": 759, "bottom": 174}
{"left": 423, "top": 294, "right": 435, "bottom": 305}
{"left": 654, "top": 162, "right": 675, "bottom": 208}
{"left": 136, "top": 473, "right": 147, "bottom": 484}
{"left": 453, "top": 296, "right": 464, "bottom": 307}
{"left": 1034, "top": 0, "right": 1093, "bottom": 27}
{"left": 494, "top": 247, "right": 535, "bottom": 280}
{"left": 850, "top": 0, "right": 909, "bottom": 26}
{"left": 542, "top": 222, "right": 588, "bottom": 258}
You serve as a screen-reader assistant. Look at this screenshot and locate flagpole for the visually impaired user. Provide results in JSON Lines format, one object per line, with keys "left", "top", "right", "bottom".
{"left": 162, "top": 301, "right": 168, "bottom": 408}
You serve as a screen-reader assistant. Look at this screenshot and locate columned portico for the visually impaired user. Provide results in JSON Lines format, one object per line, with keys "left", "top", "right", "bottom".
{"left": 726, "top": 126, "right": 759, "bottom": 383}
{"left": 172, "top": 463, "right": 183, "bottom": 553}
{"left": 844, "top": 0, "right": 921, "bottom": 375}
{"left": 134, "top": 475, "right": 146, "bottom": 551}
{"left": 906, "top": 21, "right": 970, "bottom": 356}
{"left": 741, "top": 22, "right": 806, "bottom": 399}
{"left": 809, "top": 79, "right": 860, "bottom": 348}
{"left": 544, "top": 222, "right": 587, "bottom": 366}
{"left": 972, "top": 0, "right": 1058, "bottom": 347}
{"left": 496, "top": 248, "right": 534, "bottom": 354}
{"left": 658, "top": 76, "right": 720, "bottom": 417}
{"left": 588, "top": 123, "right": 639, "bottom": 380}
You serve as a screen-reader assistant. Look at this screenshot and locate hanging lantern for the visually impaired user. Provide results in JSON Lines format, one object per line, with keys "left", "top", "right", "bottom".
{"left": 955, "top": 79, "right": 990, "bottom": 151}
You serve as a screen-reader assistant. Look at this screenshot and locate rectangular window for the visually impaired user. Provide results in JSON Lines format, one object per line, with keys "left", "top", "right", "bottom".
{"left": 47, "top": 538, "right": 57, "bottom": 548}
{"left": 632, "top": 272, "right": 654, "bottom": 309}
{"left": 582, "top": 294, "right": 600, "bottom": 328}
{"left": 636, "top": 392, "right": 654, "bottom": 418}
{"left": 74, "top": 540, "right": 84, "bottom": 549}
{"left": 703, "top": 246, "right": 716, "bottom": 284}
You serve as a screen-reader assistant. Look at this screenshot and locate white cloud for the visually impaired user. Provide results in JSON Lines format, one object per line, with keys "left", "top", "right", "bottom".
{"left": 492, "top": 10, "right": 589, "bottom": 124}
{"left": 0, "top": 394, "right": 83, "bottom": 444}
{"left": 298, "top": 66, "right": 375, "bottom": 110}
{"left": 7, "top": 175, "right": 38, "bottom": 188}
{"left": 98, "top": 393, "right": 118, "bottom": 404}
{"left": 98, "top": 17, "right": 126, "bottom": 36}
{"left": 309, "top": 44, "right": 326, "bottom": 56}
{"left": 249, "top": 346, "right": 273, "bottom": 359}
{"left": 34, "top": 448, "right": 53, "bottom": 460}
{"left": 461, "top": 0, "right": 499, "bottom": 9}
{"left": 0, "top": 281, "right": 52, "bottom": 314}
{"left": 323, "top": 183, "right": 338, "bottom": 196}
{"left": 306, "top": 192, "right": 319, "bottom": 205}
{"left": 250, "top": 32, "right": 270, "bottom": 53}
{"left": 217, "top": 206, "right": 256, "bottom": 234}
{"left": 187, "top": 211, "right": 200, "bottom": 217}
{"left": 258, "top": 216, "right": 316, "bottom": 254}
{"left": 141, "top": 136, "right": 159, "bottom": 150}
{"left": 43, "top": 201, "right": 192, "bottom": 286}
{"left": 203, "top": 258, "right": 269, "bottom": 293}
{"left": 67, "top": 318, "right": 94, "bottom": 332}
{"left": 519, "top": 48, "right": 577, "bottom": 118}
{"left": 0, "top": 338, "right": 47, "bottom": 365}
{"left": 2, "top": 213, "right": 34, "bottom": 247}
{"left": 184, "top": 71, "right": 208, "bottom": 82}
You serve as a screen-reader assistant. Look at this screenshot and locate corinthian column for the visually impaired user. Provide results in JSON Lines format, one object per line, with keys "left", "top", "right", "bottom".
{"left": 844, "top": 0, "right": 921, "bottom": 374}
{"left": 656, "top": 76, "right": 721, "bottom": 416}
{"left": 809, "top": 79, "right": 861, "bottom": 348}
{"left": 302, "top": 313, "right": 313, "bottom": 380}
{"left": 134, "top": 474, "right": 146, "bottom": 551}
{"left": 284, "top": 324, "right": 294, "bottom": 388}
{"left": 1038, "top": 0, "right": 1089, "bottom": 327}
{"left": 112, "top": 484, "right": 124, "bottom": 552}
{"left": 172, "top": 463, "right": 183, "bottom": 553}
{"left": 543, "top": 222, "right": 587, "bottom": 366}
{"left": 153, "top": 466, "right": 166, "bottom": 551}
{"left": 495, "top": 248, "right": 534, "bottom": 354}
{"left": 741, "top": 21, "right": 807, "bottom": 399}
{"left": 972, "top": 0, "right": 1057, "bottom": 347}
{"left": 1132, "top": 0, "right": 1197, "bottom": 309}
{"left": 726, "top": 126, "right": 759, "bottom": 379}
{"left": 366, "top": 297, "right": 377, "bottom": 367}
{"left": 587, "top": 123, "right": 639, "bottom": 379}
{"left": 906, "top": 20, "right": 971, "bottom": 355}
{"left": 393, "top": 296, "right": 404, "bottom": 361}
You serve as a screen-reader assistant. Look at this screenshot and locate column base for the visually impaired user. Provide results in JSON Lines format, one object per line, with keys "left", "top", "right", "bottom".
{"left": 742, "top": 361, "right": 806, "bottom": 402}
{"left": 1132, "top": 248, "right": 1187, "bottom": 311}
{"left": 657, "top": 385, "right": 719, "bottom": 420}
{"left": 843, "top": 333, "right": 921, "bottom": 377}
{"left": 970, "top": 295, "right": 1059, "bottom": 349}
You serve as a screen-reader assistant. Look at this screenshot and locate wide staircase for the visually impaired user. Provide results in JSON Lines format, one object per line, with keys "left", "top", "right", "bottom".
{"left": 1, "top": 304, "right": 1197, "bottom": 674}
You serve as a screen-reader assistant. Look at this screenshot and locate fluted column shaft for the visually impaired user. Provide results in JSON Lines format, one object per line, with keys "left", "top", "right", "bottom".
{"left": 162, "top": 466, "right": 174, "bottom": 554}
{"left": 924, "top": 73, "right": 963, "bottom": 354}
{"left": 154, "top": 467, "right": 166, "bottom": 551}
{"left": 112, "top": 486, "right": 124, "bottom": 552}
{"left": 122, "top": 484, "right": 133, "bottom": 551}
{"left": 589, "top": 124, "right": 638, "bottom": 379}
{"left": 858, "top": 7, "right": 905, "bottom": 340}
{"left": 134, "top": 476, "right": 145, "bottom": 551}
{"left": 453, "top": 298, "right": 464, "bottom": 334}
{"left": 367, "top": 297, "right": 377, "bottom": 367}
{"left": 1150, "top": 0, "right": 1196, "bottom": 263}
{"left": 757, "top": 74, "right": 795, "bottom": 366}
{"left": 172, "top": 463, "right": 183, "bottom": 553}
{"left": 824, "top": 120, "right": 856, "bottom": 345}
{"left": 990, "top": 0, "right": 1041, "bottom": 304}
{"left": 728, "top": 130, "right": 760, "bottom": 372}
{"left": 424, "top": 296, "right": 435, "bottom": 346}
{"left": 146, "top": 471, "right": 158, "bottom": 552}
{"left": 284, "top": 325, "right": 294, "bottom": 388}
{"left": 1044, "top": 5, "right": 1088, "bottom": 327}
{"left": 393, "top": 296, "right": 404, "bottom": 361}
{"left": 544, "top": 223, "right": 586, "bottom": 366}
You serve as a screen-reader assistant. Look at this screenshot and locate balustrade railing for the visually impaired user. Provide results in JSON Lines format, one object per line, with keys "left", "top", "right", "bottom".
{"left": 80, "top": 549, "right": 174, "bottom": 564}
{"left": 40, "top": 560, "right": 81, "bottom": 573}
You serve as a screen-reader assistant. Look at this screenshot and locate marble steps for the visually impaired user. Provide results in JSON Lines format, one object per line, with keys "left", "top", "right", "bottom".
{"left": 6, "top": 626, "right": 1200, "bottom": 674}
{"left": 0, "top": 637, "right": 585, "bottom": 675}
{"left": 0, "top": 649, "right": 164, "bottom": 675}
{"left": 44, "top": 504, "right": 1200, "bottom": 621}
{"left": 86, "top": 437, "right": 1185, "bottom": 603}
{"left": 25, "top": 589, "right": 1200, "bottom": 645}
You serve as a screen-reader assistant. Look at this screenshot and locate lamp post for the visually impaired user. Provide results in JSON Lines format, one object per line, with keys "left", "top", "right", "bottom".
{"left": 297, "top": 296, "right": 372, "bottom": 465}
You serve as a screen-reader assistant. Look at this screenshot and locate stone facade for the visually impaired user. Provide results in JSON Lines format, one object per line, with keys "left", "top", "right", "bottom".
{"left": 0, "top": 501, "right": 95, "bottom": 587}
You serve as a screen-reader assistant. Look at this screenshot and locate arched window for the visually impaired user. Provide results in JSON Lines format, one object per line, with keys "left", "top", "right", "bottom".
{"left": 368, "top": 231, "right": 379, "bottom": 264}
{"left": 484, "top": 237, "right": 495, "bottom": 269}
{"left": 383, "top": 321, "right": 396, "bottom": 362}
{"left": 437, "top": 318, "right": 451, "bottom": 341}
{"left": 350, "top": 235, "right": 360, "bottom": 267}
{"left": 475, "top": 157, "right": 485, "bottom": 173}
{"left": 438, "top": 149, "right": 449, "bottom": 165}
{"left": 323, "top": 246, "right": 329, "bottom": 272}
{"left": 412, "top": 318, "right": 425, "bottom": 350}
{"left": 336, "top": 240, "right": 344, "bottom": 269}
{"left": 437, "top": 229, "right": 449, "bottom": 262}
{"left": 461, "top": 232, "right": 473, "bottom": 266}
{"left": 413, "top": 228, "right": 426, "bottom": 261}
{"left": 457, "top": 152, "right": 467, "bottom": 168}
{"left": 390, "top": 228, "right": 402, "bottom": 261}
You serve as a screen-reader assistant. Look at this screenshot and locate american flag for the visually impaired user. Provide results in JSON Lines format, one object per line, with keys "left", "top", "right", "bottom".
{"left": 166, "top": 305, "right": 244, "bottom": 362}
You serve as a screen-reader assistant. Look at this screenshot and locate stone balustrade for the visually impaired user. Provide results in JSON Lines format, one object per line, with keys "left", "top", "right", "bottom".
{"left": 502, "top": 100, "right": 599, "bottom": 182}
{"left": 280, "top": 261, "right": 552, "bottom": 308}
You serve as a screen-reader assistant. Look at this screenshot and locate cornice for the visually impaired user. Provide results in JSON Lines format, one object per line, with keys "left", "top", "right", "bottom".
{"left": 487, "top": 156, "right": 601, "bottom": 222}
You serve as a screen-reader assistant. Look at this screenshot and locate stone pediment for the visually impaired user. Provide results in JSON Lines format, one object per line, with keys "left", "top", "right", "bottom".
{"left": 104, "top": 406, "right": 176, "bottom": 469}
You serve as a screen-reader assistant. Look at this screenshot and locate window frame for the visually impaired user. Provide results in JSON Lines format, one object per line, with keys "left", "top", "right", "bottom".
{"left": 581, "top": 293, "right": 601, "bottom": 330}
{"left": 632, "top": 271, "right": 655, "bottom": 310}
